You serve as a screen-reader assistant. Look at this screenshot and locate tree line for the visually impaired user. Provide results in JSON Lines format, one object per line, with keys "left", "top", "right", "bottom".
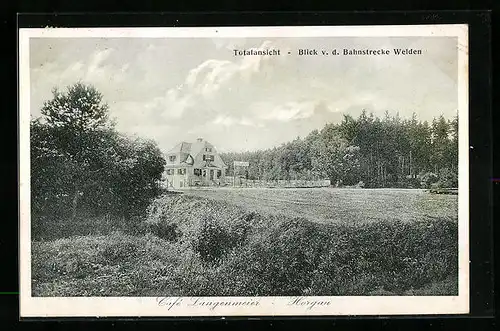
{"left": 31, "top": 82, "right": 166, "bottom": 231}
{"left": 221, "top": 111, "right": 458, "bottom": 189}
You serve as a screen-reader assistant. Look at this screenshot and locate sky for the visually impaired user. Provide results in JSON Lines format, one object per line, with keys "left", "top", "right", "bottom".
{"left": 29, "top": 36, "right": 458, "bottom": 152}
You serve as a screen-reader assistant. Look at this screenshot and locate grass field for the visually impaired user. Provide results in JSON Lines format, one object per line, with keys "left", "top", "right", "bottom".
{"left": 182, "top": 187, "right": 458, "bottom": 224}
{"left": 31, "top": 187, "right": 459, "bottom": 297}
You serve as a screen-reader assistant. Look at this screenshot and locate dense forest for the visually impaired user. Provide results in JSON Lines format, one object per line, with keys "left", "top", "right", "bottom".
{"left": 221, "top": 111, "right": 459, "bottom": 189}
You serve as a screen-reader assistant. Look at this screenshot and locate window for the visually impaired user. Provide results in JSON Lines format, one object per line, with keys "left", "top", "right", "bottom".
{"left": 217, "top": 170, "right": 222, "bottom": 178}
{"left": 203, "top": 154, "right": 214, "bottom": 162}
{"left": 178, "top": 168, "right": 186, "bottom": 175}
{"left": 205, "top": 148, "right": 212, "bottom": 152}
{"left": 194, "top": 168, "right": 202, "bottom": 176}
{"left": 166, "top": 169, "right": 174, "bottom": 175}
{"left": 169, "top": 155, "right": 176, "bottom": 162}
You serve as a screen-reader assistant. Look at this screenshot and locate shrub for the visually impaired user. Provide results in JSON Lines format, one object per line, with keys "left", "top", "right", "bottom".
{"left": 206, "top": 215, "right": 458, "bottom": 296}
{"left": 32, "top": 195, "right": 459, "bottom": 297}
{"left": 420, "top": 172, "right": 439, "bottom": 189}
{"left": 191, "top": 216, "right": 235, "bottom": 264}
{"left": 435, "top": 168, "right": 458, "bottom": 188}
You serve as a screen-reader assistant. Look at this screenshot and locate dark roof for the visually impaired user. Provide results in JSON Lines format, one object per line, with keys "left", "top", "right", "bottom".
{"left": 165, "top": 139, "right": 226, "bottom": 168}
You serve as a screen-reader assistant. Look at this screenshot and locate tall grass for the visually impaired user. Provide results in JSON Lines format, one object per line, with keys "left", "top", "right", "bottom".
{"left": 32, "top": 194, "right": 458, "bottom": 297}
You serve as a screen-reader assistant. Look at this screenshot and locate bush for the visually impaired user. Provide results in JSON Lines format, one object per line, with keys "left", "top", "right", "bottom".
{"left": 32, "top": 195, "right": 459, "bottom": 297}
{"left": 435, "top": 168, "right": 458, "bottom": 188}
{"left": 420, "top": 172, "right": 439, "bottom": 189}
{"left": 177, "top": 215, "right": 458, "bottom": 297}
{"left": 216, "top": 218, "right": 328, "bottom": 296}
{"left": 191, "top": 216, "right": 235, "bottom": 264}
{"left": 143, "top": 195, "right": 458, "bottom": 296}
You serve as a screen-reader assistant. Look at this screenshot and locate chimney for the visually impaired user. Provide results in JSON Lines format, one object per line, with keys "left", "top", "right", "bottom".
{"left": 197, "top": 138, "right": 203, "bottom": 142}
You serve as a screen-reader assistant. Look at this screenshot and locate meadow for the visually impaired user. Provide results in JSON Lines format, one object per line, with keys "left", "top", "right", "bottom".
{"left": 183, "top": 187, "right": 458, "bottom": 224}
{"left": 31, "top": 188, "right": 459, "bottom": 297}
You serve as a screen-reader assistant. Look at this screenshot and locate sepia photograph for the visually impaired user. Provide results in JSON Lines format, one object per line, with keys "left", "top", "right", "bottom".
{"left": 19, "top": 25, "right": 469, "bottom": 317}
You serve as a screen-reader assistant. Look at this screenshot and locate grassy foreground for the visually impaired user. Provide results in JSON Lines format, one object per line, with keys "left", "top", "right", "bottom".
{"left": 32, "top": 194, "right": 458, "bottom": 297}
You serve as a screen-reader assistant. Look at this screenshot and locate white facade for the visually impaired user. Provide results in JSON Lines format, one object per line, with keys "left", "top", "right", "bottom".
{"left": 163, "top": 138, "right": 227, "bottom": 189}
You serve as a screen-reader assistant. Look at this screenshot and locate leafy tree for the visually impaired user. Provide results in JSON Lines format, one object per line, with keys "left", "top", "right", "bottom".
{"left": 41, "top": 82, "right": 110, "bottom": 132}
{"left": 31, "top": 82, "right": 165, "bottom": 236}
{"left": 38, "top": 83, "right": 113, "bottom": 220}
{"left": 30, "top": 118, "right": 75, "bottom": 217}
{"left": 311, "top": 125, "right": 361, "bottom": 186}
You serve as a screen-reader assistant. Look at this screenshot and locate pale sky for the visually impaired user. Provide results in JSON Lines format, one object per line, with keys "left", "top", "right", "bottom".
{"left": 29, "top": 37, "right": 458, "bottom": 152}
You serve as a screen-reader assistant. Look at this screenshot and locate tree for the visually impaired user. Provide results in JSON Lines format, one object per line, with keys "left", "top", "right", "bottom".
{"left": 31, "top": 82, "right": 166, "bottom": 231}
{"left": 449, "top": 114, "right": 459, "bottom": 173}
{"left": 38, "top": 82, "right": 112, "bottom": 220}
{"left": 41, "top": 82, "right": 110, "bottom": 132}
{"left": 311, "top": 125, "right": 360, "bottom": 186}
{"left": 219, "top": 111, "right": 456, "bottom": 189}
{"left": 430, "top": 115, "right": 451, "bottom": 172}
{"left": 30, "top": 118, "right": 76, "bottom": 218}
{"left": 82, "top": 131, "right": 166, "bottom": 217}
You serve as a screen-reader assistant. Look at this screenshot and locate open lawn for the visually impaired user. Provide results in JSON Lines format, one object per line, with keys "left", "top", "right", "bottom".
{"left": 182, "top": 187, "right": 458, "bottom": 224}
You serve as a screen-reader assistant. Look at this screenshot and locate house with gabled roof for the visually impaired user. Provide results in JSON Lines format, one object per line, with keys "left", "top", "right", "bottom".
{"left": 163, "top": 138, "right": 228, "bottom": 189}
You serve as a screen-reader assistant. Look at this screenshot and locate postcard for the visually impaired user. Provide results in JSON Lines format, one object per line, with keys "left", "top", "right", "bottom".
{"left": 19, "top": 24, "right": 469, "bottom": 317}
